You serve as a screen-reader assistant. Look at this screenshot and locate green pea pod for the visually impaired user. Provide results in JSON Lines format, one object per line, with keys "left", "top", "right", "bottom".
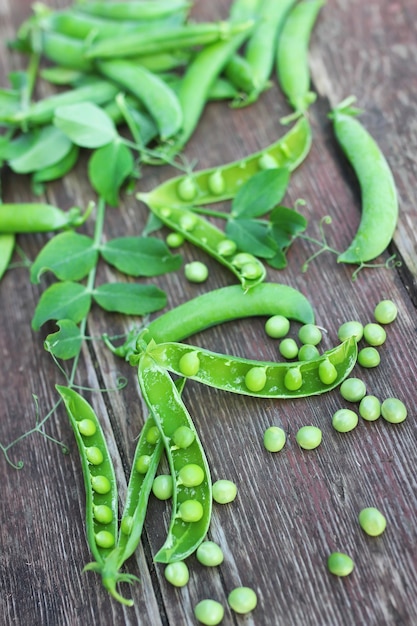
{"left": 144, "top": 336, "right": 358, "bottom": 398}
{"left": 137, "top": 353, "right": 212, "bottom": 563}
{"left": 0, "top": 233, "right": 15, "bottom": 281}
{"left": 0, "top": 202, "right": 93, "bottom": 233}
{"left": 330, "top": 98, "right": 399, "bottom": 264}
{"left": 77, "top": 0, "right": 191, "bottom": 21}
{"left": 138, "top": 116, "right": 311, "bottom": 208}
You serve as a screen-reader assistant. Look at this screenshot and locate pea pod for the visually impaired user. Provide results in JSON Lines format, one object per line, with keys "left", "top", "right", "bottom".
{"left": 138, "top": 353, "right": 212, "bottom": 563}
{"left": 0, "top": 202, "right": 92, "bottom": 233}
{"left": 0, "top": 233, "right": 15, "bottom": 281}
{"left": 330, "top": 98, "right": 399, "bottom": 264}
{"left": 138, "top": 116, "right": 311, "bottom": 207}
{"left": 77, "top": 0, "right": 191, "bottom": 21}
{"left": 144, "top": 336, "right": 358, "bottom": 398}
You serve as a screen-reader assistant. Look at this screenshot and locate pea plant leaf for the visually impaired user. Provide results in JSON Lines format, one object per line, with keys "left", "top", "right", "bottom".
{"left": 32, "top": 281, "right": 92, "bottom": 330}
{"left": 231, "top": 168, "right": 290, "bottom": 218}
{"left": 7, "top": 125, "right": 73, "bottom": 174}
{"left": 30, "top": 232, "right": 98, "bottom": 283}
{"left": 44, "top": 319, "right": 83, "bottom": 360}
{"left": 93, "top": 283, "right": 167, "bottom": 315}
{"left": 88, "top": 140, "right": 134, "bottom": 206}
{"left": 100, "top": 236, "right": 182, "bottom": 276}
{"left": 54, "top": 102, "right": 118, "bottom": 148}
{"left": 225, "top": 218, "right": 277, "bottom": 258}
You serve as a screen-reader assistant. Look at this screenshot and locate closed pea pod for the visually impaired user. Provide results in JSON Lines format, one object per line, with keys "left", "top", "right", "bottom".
{"left": 77, "top": 0, "right": 191, "bottom": 21}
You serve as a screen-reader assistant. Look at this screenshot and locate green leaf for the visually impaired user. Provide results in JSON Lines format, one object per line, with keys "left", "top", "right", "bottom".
{"left": 226, "top": 218, "right": 277, "bottom": 258}
{"left": 265, "top": 249, "right": 288, "bottom": 270}
{"left": 100, "top": 236, "right": 182, "bottom": 276}
{"left": 141, "top": 211, "right": 163, "bottom": 236}
{"left": 88, "top": 140, "right": 134, "bottom": 206}
{"left": 32, "top": 282, "right": 91, "bottom": 330}
{"left": 269, "top": 205, "right": 308, "bottom": 246}
{"left": 30, "top": 232, "right": 98, "bottom": 283}
{"left": 54, "top": 102, "right": 118, "bottom": 148}
{"left": 44, "top": 319, "right": 83, "bottom": 359}
{"left": 8, "top": 126, "right": 73, "bottom": 174}
{"left": 231, "top": 168, "right": 290, "bottom": 219}
{"left": 93, "top": 283, "right": 166, "bottom": 316}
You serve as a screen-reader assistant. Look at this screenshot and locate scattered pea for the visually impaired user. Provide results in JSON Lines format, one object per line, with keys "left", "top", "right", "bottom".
{"left": 284, "top": 367, "right": 303, "bottom": 391}
{"left": 340, "top": 377, "right": 366, "bottom": 402}
{"left": 263, "top": 426, "right": 286, "bottom": 452}
{"left": 95, "top": 530, "right": 115, "bottom": 549}
{"left": 298, "top": 323, "right": 322, "bottom": 346}
{"left": 337, "top": 320, "right": 364, "bottom": 342}
{"left": 279, "top": 337, "right": 299, "bottom": 359}
{"left": 91, "top": 475, "right": 112, "bottom": 494}
{"left": 178, "top": 499, "right": 204, "bottom": 522}
{"left": 374, "top": 300, "right": 397, "bottom": 324}
{"left": 363, "top": 323, "right": 387, "bottom": 346}
{"left": 358, "top": 507, "right": 387, "bottom": 536}
{"left": 178, "top": 463, "right": 205, "bottom": 488}
{"left": 93, "top": 504, "right": 113, "bottom": 525}
{"left": 228, "top": 586, "right": 257, "bottom": 614}
{"left": 245, "top": 366, "right": 267, "bottom": 392}
{"left": 265, "top": 314, "right": 290, "bottom": 339}
{"left": 332, "top": 408, "right": 359, "bottom": 433}
{"left": 318, "top": 359, "right": 338, "bottom": 385}
{"left": 212, "top": 479, "right": 237, "bottom": 504}
{"left": 298, "top": 344, "right": 320, "bottom": 361}
{"left": 196, "top": 541, "right": 224, "bottom": 567}
{"left": 172, "top": 425, "right": 195, "bottom": 449}
{"left": 381, "top": 397, "right": 407, "bottom": 423}
{"left": 358, "top": 346, "right": 381, "bottom": 368}
{"left": 179, "top": 350, "right": 201, "bottom": 376}
{"left": 85, "top": 446, "right": 104, "bottom": 465}
{"left": 327, "top": 552, "right": 355, "bottom": 576}
{"left": 185, "top": 261, "right": 209, "bottom": 283}
{"left": 296, "top": 425, "right": 322, "bottom": 450}
{"left": 216, "top": 238, "right": 237, "bottom": 256}
{"left": 359, "top": 395, "right": 381, "bottom": 421}
{"left": 166, "top": 232, "right": 185, "bottom": 248}
{"left": 77, "top": 418, "right": 97, "bottom": 437}
{"left": 136, "top": 454, "right": 152, "bottom": 474}
{"left": 164, "top": 561, "right": 190, "bottom": 587}
{"left": 194, "top": 599, "right": 224, "bottom": 626}
{"left": 152, "top": 474, "right": 174, "bottom": 500}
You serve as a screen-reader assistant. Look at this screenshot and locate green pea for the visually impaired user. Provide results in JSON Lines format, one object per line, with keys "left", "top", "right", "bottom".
{"left": 177, "top": 176, "right": 197, "bottom": 201}
{"left": 228, "top": 586, "right": 257, "bottom": 614}
{"left": 296, "top": 425, "right": 322, "bottom": 450}
{"left": 284, "top": 367, "right": 303, "bottom": 391}
{"left": 340, "top": 377, "right": 366, "bottom": 402}
{"left": 179, "top": 350, "right": 200, "bottom": 376}
{"left": 298, "top": 323, "right": 322, "bottom": 346}
{"left": 263, "top": 426, "right": 286, "bottom": 452}
{"left": 212, "top": 479, "right": 237, "bottom": 504}
{"left": 85, "top": 446, "right": 104, "bottom": 465}
{"left": 178, "top": 499, "right": 204, "bottom": 522}
{"left": 216, "top": 238, "right": 237, "bottom": 256}
{"left": 359, "top": 395, "right": 381, "bottom": 421}
{"left": 194, "top": 599, "right": 224, "bottom": 626}
{"left": 166, "top": 232, "right": 185, "bottom": 248}
{"left": 207, "top": 169, "right": 226, "bottom": 195}
{"left": 265, "top": 314, "right": 290, "bottom": 339}
{"left": 136, "top": 454, "right": 152, "bottom": 474}
{"left": 358, "top": 346, "right": 380, "bottom": 368}
{"left": 146, "top": 425, "right": 160, "bottom": 445}
{"left": 93, "top": 504, "right": 113, "bottom": 525}
{"left": 196, "top": 541, "right": 224, "bottom": 567}
{"left": 298, "top": 344, "right": 320, "bottom": 361}
{"left": 231, "top": 252, "right": 257, "bottom": 268}
{"left": 332, "top": 408, "right": 359, "bottom": 433}
{"left": 327, "top": 552, "right": 355, "bottom": 576}
{"left": 179, "top": 213, "right": 198, "bottom": 231}
{"left": 178, "top": 463, "right": 205, "bottom": 488}
{"left": 337, "top": 320, "right": 364, "bottom": 342}
{"left": 358, "top": 507, "right": 387, "bottom": 536}
{"left": 152, "top": 474, "right": 174, "bottom": 500}
{"left": 172, "top": 425, "right": 195, "bottom": 449}
{"left": 363, "top": 323, "right": 387, "bottom": 346}
{"left": 381, "top": 397, "right": 407, "bottom": 423}
{"left": 239, "top": 261, "right": 263, "bottom": 280}
{"left": 164, "top": 561, "right": 190, "bottom": 587}
{"left": 91, "top": 475, "right": 112, "bottom": 494}
{"left": 318, "top": 359, "right": 338, "bottom": 385}
{"left": 95, "top": 530, "right": 115, "bottom": 549}
{"left": 185, "top": 261, "right": 209, "bottom": 283}
{"left": 77, "top": 418, "right": 97, "bottom": 437}
{"left": 258, "top": 153, "right": 279, "bottom": 169}
{"left": 279, "top": 337, "right": 299, "bottom": 359}
{"left": 245, "top": 366, "right": 267, "bottom": 392}
{"left": 120, "top": 515, "right": 134, "bottom": 535}
{"left": 374, "top": 300, "right": 397, "bottom": 324}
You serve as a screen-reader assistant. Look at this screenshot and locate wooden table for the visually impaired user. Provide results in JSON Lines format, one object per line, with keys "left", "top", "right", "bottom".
{"left": 1, "top": 1, "right": 417, "bottom": 625}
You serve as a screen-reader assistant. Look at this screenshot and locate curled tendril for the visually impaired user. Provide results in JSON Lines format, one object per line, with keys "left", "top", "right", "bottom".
{"left": 299, "top": 215, "right": 339, "bottom": 272}
{"left": 351, "top": 254, "right": 402, "bottom": 281}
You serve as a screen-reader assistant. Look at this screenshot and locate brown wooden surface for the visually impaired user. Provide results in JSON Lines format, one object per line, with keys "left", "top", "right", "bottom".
{"left": 1, "top": 1, "right": 417, "bottom": 625}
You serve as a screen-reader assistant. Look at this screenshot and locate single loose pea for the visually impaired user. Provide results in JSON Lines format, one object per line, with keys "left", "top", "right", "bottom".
{"left": 120, "top": 515, "right": 134, "bottom": 535}
{"left": 337, "top": 320, "right": 364, "bottom": 342}
{"left": 178, "top": 499, "right": 204, "bottom": 522}
{"left": 381, "top": 397, "right": 407, "bottom": 423}
{"left": 95, "top": 530, "right": 115, "bottom": 549}
{"left": 164, "top": 561, "right": 190, "bottom": 587}
{"left": 374, "top": 300, "right": 397, "bottom": 324}
{"left": 177, "top": 176, "right": 197, "bottom": 201}
{"left": 284, "top": 367, "right": 303, "bottom": 391}
{"left": 358, "top": 507, "right": 387, "bottom": 536}
{"left": 91, "top": 475, "right": 112, "bottom": 494}
{"left": 263, "top": 426, "right": 286, "bottom": 452}
{"left": 93, "top": 504, "right": 113, "bottom": 525}
{"left": 196, "top": 541, "right": 224, "bottom": 567}
{"left": 363, "top": 323, "right": 387, "bottom": 346}
{"left": 279, "top": 337, "right": 299, "bottom": 359}
{"left": 216, "top": 238, "right": 237, "bottom": 256}
{"left": 146, "top": 425, "right": 160, "bottom": 445}
{"left": 318, "top": 359, "right": 338, "bottom": 385}
{"left": 327, "top": 552, "right": 355, "bottom": 577}
{"left": 245, "top": 366, "right": 267, "bottom": 392}
{"left": 85, "top": 446, "right": 104, "bottom": 465}
{"left": 298, "top": 323, "right": 322, "bottom": 346}
{"left": 152, "top": 474, "right": 173, "bottom": 500}
{"left": 194, "top": 599, "right": 224, "bottom": 626}
{"left": 179, "top": 350, "right": 200, "bottom": 377}
{"left": 166, "top": 232, "right": 185, "bottom": 248}
{"left": 77, "top": 418, "right": 97, "bottom": 437}
{"left": 185, "top": 261, "right": 209, "bottom": 283}
{"left": 212, "top": 479, "right": 237, "bottom": 504}
{"left": 228, "top": 586, "right": 257, "bottom": 614}
{"left": 265, "top": 314, "right": 290, "bottom": 339}
{"left": 298, "top": 344, "right": 320, "bottom": 361}
{"left": 208, "top": 169, "right": 226, "bottom": 195}
{"left": 358, "top": 346, "right": 381, "bottom": 369}
{"left": 359, "top": 395, "right": 381, "bottom": 421}
{"left": 172, "top": 425, "right": 195, "bottom": 449}
{"left": 178, "top": 463, "right": 205, "bottom": 487}
{"left": 136, "top": 454, "right": 152, "bottom": 474}
{"left": 332, "top": 408, "right": 359, "bottom": 433}
{"left": 340, "top": 377, "right": 366, "bottom": 402}
{"left": 296, "top": 425, "right": 322, "bottom": 450}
